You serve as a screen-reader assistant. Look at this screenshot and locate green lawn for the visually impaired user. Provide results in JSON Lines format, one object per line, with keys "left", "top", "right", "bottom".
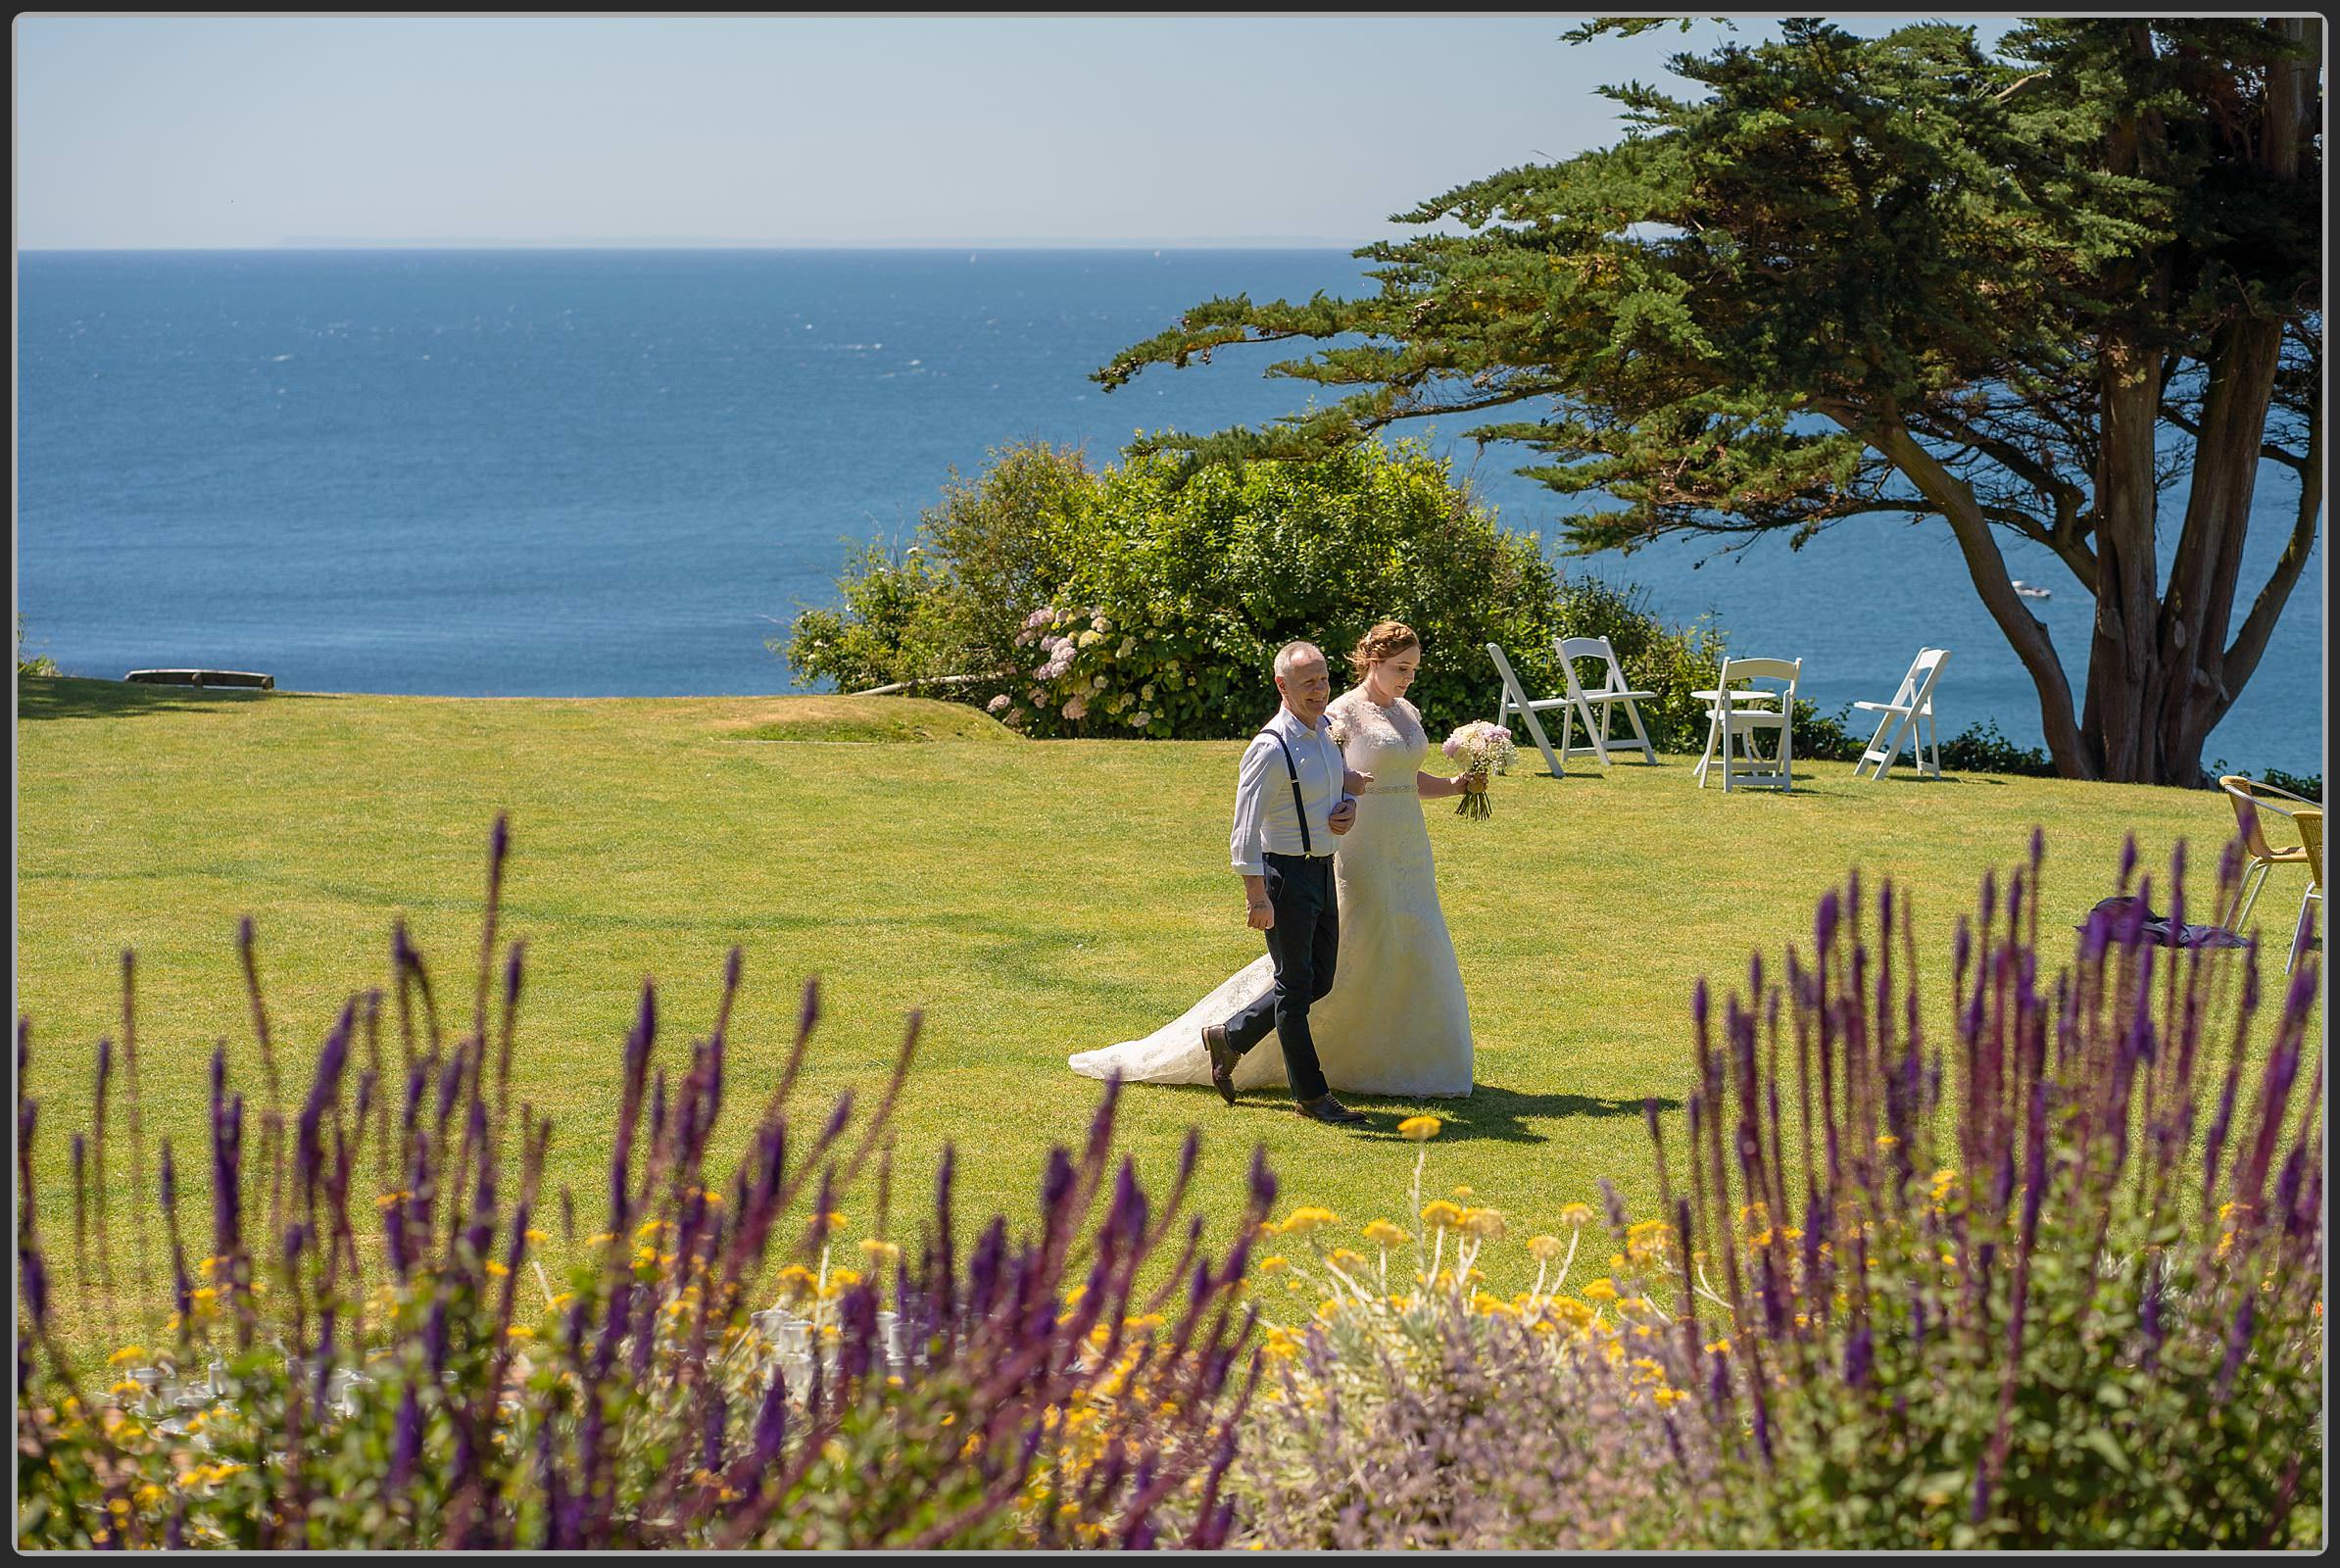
{"left": 14, "top": 674, "right": 2315, "bottom": 1363}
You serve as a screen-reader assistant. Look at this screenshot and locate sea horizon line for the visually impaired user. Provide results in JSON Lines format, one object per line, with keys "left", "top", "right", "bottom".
{"left": 22, "top": 237, "right": 1388, "bottom": 253}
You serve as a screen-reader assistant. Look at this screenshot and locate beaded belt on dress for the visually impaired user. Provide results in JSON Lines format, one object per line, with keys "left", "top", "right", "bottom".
{"left": 1359, "top": 782, "right": 1416, "bottom": 795}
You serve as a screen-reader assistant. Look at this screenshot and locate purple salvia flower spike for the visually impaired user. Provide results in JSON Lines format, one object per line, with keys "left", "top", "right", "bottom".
{"left": 389, "top": 1382, "right": 423, "bottom": 1491}
{"left": 20, "top": 1240, "right": 50, "bottom": 1331}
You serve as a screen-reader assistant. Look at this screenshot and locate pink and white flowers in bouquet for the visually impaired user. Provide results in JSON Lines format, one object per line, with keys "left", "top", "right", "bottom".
{"left": 1440, "top": 720, "right": 1516, "bottom": 820}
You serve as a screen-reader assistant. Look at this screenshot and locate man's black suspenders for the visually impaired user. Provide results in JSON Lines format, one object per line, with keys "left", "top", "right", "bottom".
{"left": 1265, "top": 729, "right": 1312, "bottom": 856}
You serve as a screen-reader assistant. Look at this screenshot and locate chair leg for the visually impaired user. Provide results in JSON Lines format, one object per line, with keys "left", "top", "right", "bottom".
{"left": 1623, "top": 698, "right": 1657, "bottom": 763}
{"left": 1519, "top": 704, "right": 1564, "bottom": 779}
{"left": 1857, "top": 710, "right": 1893, "bottom": 779}
{"left": 2286, "top": 887, "right": 2318, "bottom": 974}
{"left": 2229, "top": 859, "right": 2270, "bottom": 935}
{"left": 1874, "top": 711, "right": 1907, "bottom": 782}
{"left": 1925, "top": 708, "right": 1940, "bottom": 778}
{"left": 1696, "top": 709, "right": 1720, "bottom": 788}
{"left": 1495, "top": 670, "right": 1565, "bottom": 777}
{"left": 1585, "top": 699, "right": 1612, "bottom": 766}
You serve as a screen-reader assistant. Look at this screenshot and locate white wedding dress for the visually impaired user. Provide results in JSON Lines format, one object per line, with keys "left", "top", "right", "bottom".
{"left": 1068, "top": 688, "right": 1475, "bottom": 1098}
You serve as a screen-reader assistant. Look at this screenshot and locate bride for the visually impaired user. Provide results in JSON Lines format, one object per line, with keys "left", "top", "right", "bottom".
{"left": 1069, "top": 621, "right": 1477, "bottom": 1099}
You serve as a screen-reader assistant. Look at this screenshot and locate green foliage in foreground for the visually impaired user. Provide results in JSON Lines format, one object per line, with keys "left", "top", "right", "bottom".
{"left": 782, "top": 438, "right": 1730, "bottom": 750}
{"left": 1232, "top": 840, "right": 2324, "bottom": 1551}
{"left": 15, "top": 683, "right": 2322, "bottom": 1549}
{"left": 16, "top": 825, "right": 1263, "bottom": 1549}
{"left": 15, "top": 675, "right": 2318, "bottom": 1395}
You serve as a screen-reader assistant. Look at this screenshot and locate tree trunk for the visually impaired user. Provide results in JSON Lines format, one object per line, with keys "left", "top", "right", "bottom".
{"left": 1859, "top": 418, "right": 2095, "bottom": 778}
{"left": 2152, "top": 318, "right": 2288, "bottom": 786}
{"left": 2144, "top": 20, "right": 2314, "bottom": 786}
{"left": 2079, "top": 30, "right": 2183, "bottom": 785}
{"left": 2080, "top": 330, "right": 2169, "bottom": 783}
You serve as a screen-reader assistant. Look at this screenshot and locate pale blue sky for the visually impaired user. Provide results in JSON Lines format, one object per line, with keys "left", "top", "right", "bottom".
{"left": 15, "top": 13, "right": 2017, "bottom": 248}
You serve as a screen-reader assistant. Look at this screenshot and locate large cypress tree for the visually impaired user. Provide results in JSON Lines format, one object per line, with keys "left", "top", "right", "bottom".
{"left": 1096, "top": 18, "right": 2321, "bottom": 785}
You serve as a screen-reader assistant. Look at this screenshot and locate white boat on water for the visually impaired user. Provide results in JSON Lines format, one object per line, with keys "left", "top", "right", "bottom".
{"left": 2011, "top": 580, "right": 2051, "bottom": 599}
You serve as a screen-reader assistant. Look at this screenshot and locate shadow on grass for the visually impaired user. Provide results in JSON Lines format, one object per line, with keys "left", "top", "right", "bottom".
{"left": 1342, "top": 1083, "right": 1682, "bottom": 1146}
{"left": 1131, "top": 1080, "right": 1682, "bottom": 1147}
{"left": 18, "top": 675, "right": 328, "bottom": 722}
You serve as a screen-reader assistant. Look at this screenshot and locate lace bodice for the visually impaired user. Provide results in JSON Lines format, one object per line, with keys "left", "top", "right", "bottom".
{"left": 1328, "top": 689, "right": 1428, "bottom": 791}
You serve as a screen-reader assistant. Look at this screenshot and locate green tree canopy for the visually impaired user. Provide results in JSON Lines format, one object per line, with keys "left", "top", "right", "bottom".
{"left": 1096, "top": 18, "right": 2321, "bottom": 785}
{"left": 785, "top": 437, "right": 1729, "bottom": 745}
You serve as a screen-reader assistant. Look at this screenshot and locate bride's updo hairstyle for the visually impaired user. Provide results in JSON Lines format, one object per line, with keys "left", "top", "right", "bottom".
{"left": 1348, "top": 620, "right": 1420, "bottom": 679}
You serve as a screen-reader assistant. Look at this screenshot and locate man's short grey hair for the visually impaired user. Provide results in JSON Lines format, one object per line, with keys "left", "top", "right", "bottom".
{"left": 1273, "top": 641, "right": 1327, "bottom": 682}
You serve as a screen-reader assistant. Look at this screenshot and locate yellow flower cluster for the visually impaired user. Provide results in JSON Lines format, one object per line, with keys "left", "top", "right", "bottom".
{"left": 174, "top": 1461, "right": 247, "bottom": 1492}
{"left": 1268, "top": 1205, "right": 1340, "bottom": 1237}
{"left": 1012, "top": 1334, "right": 1198, "bottom": 1539}
{"left": 1624, "top": 1219, "right": 1672, "bottom": 1264}
{"left": 1460, "top": 1208, "right": 1506, "bottom": 1241}
{"left": 1419, "top": 1200, "right": 1464, "bottom": 1231}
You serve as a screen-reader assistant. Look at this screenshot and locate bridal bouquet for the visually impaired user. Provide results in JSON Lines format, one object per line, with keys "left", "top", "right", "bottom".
{"left": 1440, "top": 721, "right": 1515, "bottom": 820}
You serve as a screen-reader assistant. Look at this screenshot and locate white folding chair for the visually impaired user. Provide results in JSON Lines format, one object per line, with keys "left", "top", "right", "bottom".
{"left": 1485, "top": 642, "right": 1567, "bottom": 778}
{"left": 1853, "top": 647, "right": 1950, "bottom": 780}
{"left": 1552, "top": 635, "right": 1660, "bottom": 766}
{"left": 1694, "top": 657, "right": 1801, "bottom": 793}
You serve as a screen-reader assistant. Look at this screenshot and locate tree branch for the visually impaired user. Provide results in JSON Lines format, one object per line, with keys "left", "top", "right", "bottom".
{"left": 2158, "top": 402, "right": 2311, "bottom": 474}
{"left": 1856, "top": 414, "right": 2094, "bottom": 776}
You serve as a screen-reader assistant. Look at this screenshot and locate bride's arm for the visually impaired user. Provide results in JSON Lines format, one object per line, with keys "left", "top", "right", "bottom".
{"left": 1407, "top": 701, "right": 1479, "bottom": 798}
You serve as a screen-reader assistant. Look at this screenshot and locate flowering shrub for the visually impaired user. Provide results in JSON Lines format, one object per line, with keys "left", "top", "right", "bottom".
{"left": 784, "top": 438, "right": 1725, "bottom": 742}
{"left": 1226, "top": 832, "right": 2321, "bottom": 1551}
{"left": 1229, "top": 1119, "right": 1720, "bottom": 1547}
{"left": 1642, "top": 831, "right": 2323, "bottom": 1548}
{"left": 15, "top": 818, "right": 1269, "bottom": 1549}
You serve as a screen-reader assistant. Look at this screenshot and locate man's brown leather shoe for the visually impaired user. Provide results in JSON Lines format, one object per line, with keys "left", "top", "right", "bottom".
{"left": 1201, "top": 1024, "right": 1239, "bottom": 1105}
{"left": 1296, "top": 1094, "right": 1367, "bottom": 1125}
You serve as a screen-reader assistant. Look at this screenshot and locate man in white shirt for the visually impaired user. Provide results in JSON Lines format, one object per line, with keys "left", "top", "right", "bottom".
{"left": 1202, "top": 641, "right": 1375, "bottom": 1124}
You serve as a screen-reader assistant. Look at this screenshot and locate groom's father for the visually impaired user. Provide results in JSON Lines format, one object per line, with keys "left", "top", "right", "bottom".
{"left": 1204, "top": 642, "right": 1374, "bottom": 1124}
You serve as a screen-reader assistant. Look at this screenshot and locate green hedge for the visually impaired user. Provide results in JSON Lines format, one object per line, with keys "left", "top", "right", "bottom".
{"left": 783, "top": 439, "right": 1726, "bottom": 746}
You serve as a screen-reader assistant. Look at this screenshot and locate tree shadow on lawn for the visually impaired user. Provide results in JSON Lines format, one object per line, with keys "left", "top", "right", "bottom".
{"left": 18, "top": 676, "right": 331, "bottom": 722}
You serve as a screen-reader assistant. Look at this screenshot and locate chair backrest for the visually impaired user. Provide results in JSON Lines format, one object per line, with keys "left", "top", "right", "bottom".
{"left": 2221, "top": 774, "right": 2312, "bottom": 860}
{"left": 1486, "top": 642, "right": 1532, "bottom": 716}
{"left": 1893, "top": 646, "right": 1950, "bottom": 710}
{"left": 1717, "top": 656, "right": 1800, "bottom": 703}
{"left": 1555, "top": 635, "right": 1628, "bottom": 699}
{"left": 2298, "top": 808, "right": 2324, "bottom": 889}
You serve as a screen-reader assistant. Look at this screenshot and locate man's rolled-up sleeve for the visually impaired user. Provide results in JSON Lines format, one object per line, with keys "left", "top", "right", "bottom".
{"left": 1230, "top": 738, "right": 1274, "bottom": 875}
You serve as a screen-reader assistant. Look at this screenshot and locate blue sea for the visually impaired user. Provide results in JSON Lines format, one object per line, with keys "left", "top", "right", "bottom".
{"left": 15, "top": 249, "right": 2325, "bottom": 774}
